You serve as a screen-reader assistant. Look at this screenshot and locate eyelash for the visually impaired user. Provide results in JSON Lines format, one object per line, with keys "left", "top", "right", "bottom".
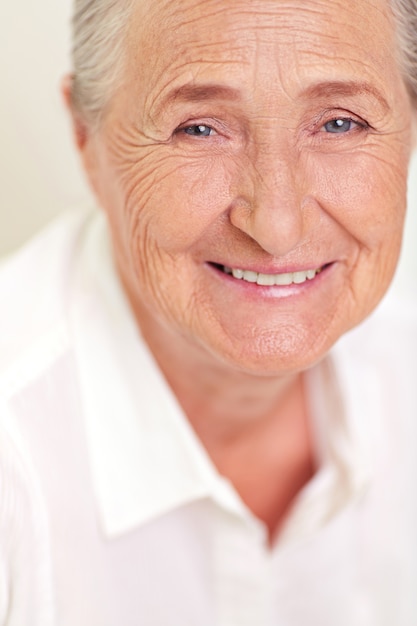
{"left": 319, "top": 116, "right": 368, "bottom": 135}
{"left": 178, "top": 124, "right": 218, "bottom": 138}
{"left": 175, "top": 114, "right": 369, "bottom": 140}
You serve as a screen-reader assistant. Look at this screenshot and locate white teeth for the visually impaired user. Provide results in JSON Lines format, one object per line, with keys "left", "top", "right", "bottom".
{"left": 306, "top": 269, "right": 316, "bottom": 280}
{"left": 224, "top": 266, "right": 322, "bottom": 285}
{"left": 293, "top": 271, "right": 307, "bottom": 284}
{"left": 242, "top": 270, "right": 258, "bottom": 283}
{"left": 231, "top": 268, "right": 244, "bottom": 279}
{"left": 257, "top": 273, "right": 275, "bottom": 286}
{"left": 275, "top": 272, "right": 293, "bottom": 286}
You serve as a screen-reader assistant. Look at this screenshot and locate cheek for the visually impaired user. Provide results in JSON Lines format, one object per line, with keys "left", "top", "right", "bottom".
{"left": 307, "top": 145, "right": 408, "bottom": 249}
{"left": 304, "top": 141, "right": 410, "bottom": 321}
{"left": 119, "top": 147, "right": 236, "bottom": 254}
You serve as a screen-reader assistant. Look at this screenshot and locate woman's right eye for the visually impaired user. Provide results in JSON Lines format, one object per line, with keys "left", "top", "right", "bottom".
{"left": 182, "top": 124, "right": 215, "bottom": 137}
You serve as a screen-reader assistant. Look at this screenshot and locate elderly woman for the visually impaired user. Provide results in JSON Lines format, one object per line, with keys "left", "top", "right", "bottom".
{"left": 0, "top": 0, "right": 416, "bottom": 623}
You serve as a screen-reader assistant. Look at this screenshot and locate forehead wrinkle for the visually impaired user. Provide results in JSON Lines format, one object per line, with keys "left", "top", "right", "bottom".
{"left": 133, "top": 0, "right": 393, "bottom": 51}
{"left": 124, "top": 0, "right": 405, "bottom": 133}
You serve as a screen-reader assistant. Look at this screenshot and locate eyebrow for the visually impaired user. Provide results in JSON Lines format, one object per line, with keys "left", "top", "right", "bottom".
{"left": 152, "top": 79, "right": 391, "bottom": 119}
{"left": 300, "top": 80, "right": 390, "bottom": 112}
{"left": 153, "top": 83, "right": 241, "bottom": 117}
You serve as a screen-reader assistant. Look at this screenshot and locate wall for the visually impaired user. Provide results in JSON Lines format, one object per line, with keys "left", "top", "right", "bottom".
{"left": 0, "top": 0, "right": 92, "bottom": 257}
{"left": 0, "top": 1, "right": 416, "bottom": 298}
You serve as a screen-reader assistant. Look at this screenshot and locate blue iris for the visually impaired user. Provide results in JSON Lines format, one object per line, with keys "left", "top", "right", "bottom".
{"left": 184, "top": 125, "right": 213, "bottom": 137}
{"left": 324, "top": 118, "right": 354, "bottom": 133}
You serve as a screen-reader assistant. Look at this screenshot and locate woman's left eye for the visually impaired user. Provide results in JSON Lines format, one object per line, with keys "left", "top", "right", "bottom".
{"left": 322, "top": 118, "right": 358, "bottom": 133}
{"left": 182, "top": 124, "right": 215, "bottom": 137}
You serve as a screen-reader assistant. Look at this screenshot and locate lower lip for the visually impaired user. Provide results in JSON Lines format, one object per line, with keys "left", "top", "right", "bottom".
{"left": 206, "top": 263, "right": 334, "bottom": 299}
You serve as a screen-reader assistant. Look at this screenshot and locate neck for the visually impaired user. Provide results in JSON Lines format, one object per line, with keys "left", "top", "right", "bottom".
{"left": 135, "top": 301, "right": 304, "bottom": 443}
{"left": 131, "top": 299, "right": 316, "bottom": 542}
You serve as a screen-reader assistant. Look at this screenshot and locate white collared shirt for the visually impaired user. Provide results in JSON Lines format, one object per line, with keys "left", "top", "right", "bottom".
{"left": 0, "top": 208, "right": 416, "bottom": 626}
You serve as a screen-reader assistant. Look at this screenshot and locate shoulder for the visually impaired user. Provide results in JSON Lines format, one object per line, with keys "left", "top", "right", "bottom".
{"left": 337, "top": 289, "right": 417, "bottom": 369}
{"left": 0, "top": 406, "right": 41, "bottom": 535}
{"left": 0, "top": 208, "right": 96, "bottom": 388}
{"left": 334, "top": 289, "right": 417, "bottom": 457}
{"left": 333, "top": 290, "right": 417, "bottom": 446}
{"left": 0, "top": 210, "right": 99, "bottom": 622}
{"left": 0, "top": 403, "right": 54, "bottom": 624}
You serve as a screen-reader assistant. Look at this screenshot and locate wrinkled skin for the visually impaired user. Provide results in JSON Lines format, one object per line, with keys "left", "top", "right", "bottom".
{"left": 80, "top": 0, "right": 413, "bottom": 378}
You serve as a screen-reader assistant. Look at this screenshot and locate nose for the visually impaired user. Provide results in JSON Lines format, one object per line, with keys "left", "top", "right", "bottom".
{"left": 229, "top": 151, "right": 305, "bottom": 257}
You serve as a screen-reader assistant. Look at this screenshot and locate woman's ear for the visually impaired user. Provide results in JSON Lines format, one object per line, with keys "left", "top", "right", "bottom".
{"left": 61, "top": 74, "right": 89, "bottom": 151}
{"left": 61, "top": 74, "right": 102, "bottom": 199}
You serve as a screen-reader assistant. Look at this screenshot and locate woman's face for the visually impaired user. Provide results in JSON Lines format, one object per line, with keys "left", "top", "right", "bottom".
{"left": 82, "top": 0, "right": 414, "bottom": 375}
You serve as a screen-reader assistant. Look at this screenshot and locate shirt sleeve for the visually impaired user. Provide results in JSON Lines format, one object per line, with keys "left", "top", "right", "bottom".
{"left": 0, "top": 414, "right": 54, "bottom": 626}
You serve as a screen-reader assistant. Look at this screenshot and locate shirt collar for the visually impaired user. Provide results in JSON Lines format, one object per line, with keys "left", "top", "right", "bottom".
{"left": 70, "top": 212, "right": 238, "bottom": 538}
{"left": 279, "top": 350, "right": 373, "bottom": 544}
{"left": 70, "top": 210, "right": 372, "bottom": 543}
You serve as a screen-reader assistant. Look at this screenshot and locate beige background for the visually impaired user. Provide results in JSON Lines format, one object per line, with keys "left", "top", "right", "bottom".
{"left": 0, "top": 1, "right": 416, "bottom": 297}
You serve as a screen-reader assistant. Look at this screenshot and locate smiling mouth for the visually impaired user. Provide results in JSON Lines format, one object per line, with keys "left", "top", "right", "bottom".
{"left": 212, "top": 264, "right": 328, "bottom": 286}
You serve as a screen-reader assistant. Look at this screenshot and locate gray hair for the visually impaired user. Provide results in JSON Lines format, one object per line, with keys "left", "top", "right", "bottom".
{"left": 71, "top": 0, "right": 417, "bottom": 126}
{"left": 391, "top": 0, "right": 417, "bottom": 106}
{"left": 71, "top": 0, "right": 135, "bottom": 125}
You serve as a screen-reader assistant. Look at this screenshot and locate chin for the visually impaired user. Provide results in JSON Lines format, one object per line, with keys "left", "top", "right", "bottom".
{"left": 197, "top": 322, "right": 337, "bottom": 377}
